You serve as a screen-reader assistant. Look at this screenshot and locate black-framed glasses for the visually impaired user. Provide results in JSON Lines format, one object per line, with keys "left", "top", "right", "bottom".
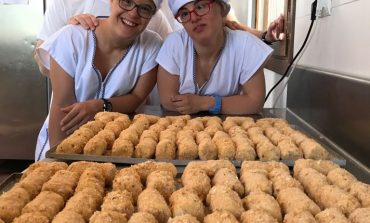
{"left": 119, "top": 0, "right": 156, "bottom": 19}
{"left": 176, "top": 0, "right": 214, "bottom": 23}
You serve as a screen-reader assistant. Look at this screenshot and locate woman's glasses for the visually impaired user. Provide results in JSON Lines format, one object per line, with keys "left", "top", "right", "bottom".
{"left": 119, "top": 0, "right": 156, "bottom": 19}
{"left": 176, "top": 0, "right": 214, "bottom": 23}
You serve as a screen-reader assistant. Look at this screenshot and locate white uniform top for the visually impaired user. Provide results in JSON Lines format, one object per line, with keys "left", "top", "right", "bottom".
{"left": 37, "top": 0, "right": 173, "bottom": 41}
{"left": 35, "top": 25, "right": 162, "bottom": 161}
{"left": 156, "top": 28, "right": 273, "bottom": 96}
{"left": 38, "top": 0, "right": 167, "bottom": 106}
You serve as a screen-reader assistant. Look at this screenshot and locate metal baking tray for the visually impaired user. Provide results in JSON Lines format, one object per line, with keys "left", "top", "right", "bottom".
{"left": 0, "top": 173, "right": 22, "bottom": 193}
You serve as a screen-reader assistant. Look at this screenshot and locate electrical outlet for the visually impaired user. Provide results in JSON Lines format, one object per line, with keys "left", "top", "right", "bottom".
{"left": 317, "top": 0, "right": 332, "bottom": 17}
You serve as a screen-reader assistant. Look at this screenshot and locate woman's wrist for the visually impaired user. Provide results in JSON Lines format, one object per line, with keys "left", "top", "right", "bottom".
{"left": 89, "top": 98, "right": 105, "bottom": 113}
{"left": 208, "top": 95, "right": 222, "bottom": 114}
{"left": 198, "top": 96, "right": 213, "bottom": 111}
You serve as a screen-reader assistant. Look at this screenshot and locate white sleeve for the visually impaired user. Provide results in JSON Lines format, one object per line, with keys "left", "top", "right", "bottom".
{"left": 240, "top": 33, "right": 273, "bottom": 85}
{"left": 37, "top": 0, "right": 70, "bottom": 41}
{"left": 139, "top": 31, "right": 163, "bottom": 76}
{"left": 147, "top": 9, "right": 173, "bottom": 40}
{"left": 156, "top": 32, "right": 182, "bottom": 75}
{"left": 37, "top": 26, "right": 82, "bottom": 77}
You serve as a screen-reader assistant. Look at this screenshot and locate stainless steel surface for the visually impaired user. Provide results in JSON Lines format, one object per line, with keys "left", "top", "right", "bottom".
{"left": 287, "top": 67, "right": 370, "bottom": 183}
{"left": 0, "top": 0, "right": 48, "bottom": 159}
{"left": 0, "top": 173, "right": 21, "bottom": 193}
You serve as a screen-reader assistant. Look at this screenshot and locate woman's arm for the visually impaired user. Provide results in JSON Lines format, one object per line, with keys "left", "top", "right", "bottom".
{"left": 157, "top": 64, "right": 265, "bottom": 115}
{"left": 157, "top": 65, "right": 181, "bottom": 111}
{"left": 226, "top": 14, "right": 285, "bottom": 43}
{"left": 111, "top": 66, "right": 158, "bottom": 113}
{"left": 220, "top": 67, "right": 266, "bottom": 115}
{"left": 59, "top": 66, "right": 158, "bottom": 135}
{"left": 48, "top": 57, "right": 76, "bottom": 147}
{"left": 156, "top": 65, "right": 214, "bottom": 114}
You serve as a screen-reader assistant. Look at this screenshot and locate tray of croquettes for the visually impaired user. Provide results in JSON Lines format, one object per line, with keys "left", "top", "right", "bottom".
{"left": 46, "top": 111, "right": 346, "bottom": 167}
{"left": 0, "top": 159, "right": 369, "bottom": 223}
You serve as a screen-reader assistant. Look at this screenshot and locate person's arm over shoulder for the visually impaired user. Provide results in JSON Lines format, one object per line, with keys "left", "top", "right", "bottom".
{"left": 226, "top": 14, "right": 285, "bottom": 44}
{"left": 226, "top": 4, "right": 284, "bottom": 43}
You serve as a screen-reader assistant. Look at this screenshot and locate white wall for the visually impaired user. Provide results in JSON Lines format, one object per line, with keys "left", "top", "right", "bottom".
{"left": 264, "top": 69, "right": 288, "bottom": 108}
{"left": 230, "top": 0, "right": 253, "bottom": 26}
{"left": 295, "top": 0, "right": 370, "bottom": 80}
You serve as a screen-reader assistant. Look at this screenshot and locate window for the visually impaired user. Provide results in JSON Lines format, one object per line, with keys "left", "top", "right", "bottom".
{"left": 231, "top": 0, "right": 296, "bottom": 74}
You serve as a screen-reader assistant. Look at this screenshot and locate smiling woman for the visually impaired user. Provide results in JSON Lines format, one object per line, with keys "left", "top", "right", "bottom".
{"left": 34, "top": 0, "right": 163, "bottom": 161}
{"left": 156, "top": 0, "right": 273, "bottom": 115}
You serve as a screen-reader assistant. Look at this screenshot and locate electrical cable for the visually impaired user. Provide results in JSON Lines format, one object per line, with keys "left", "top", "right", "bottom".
{"left": 272, "top": 21, "right": 317, "bottom": 108}
{"left": 264, "top": 0, "right": 318, "bottom": 103}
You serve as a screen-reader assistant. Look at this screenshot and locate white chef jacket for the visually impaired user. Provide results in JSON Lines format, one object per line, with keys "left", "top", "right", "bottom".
{"left": 35, "top": 25, "right": 162, "bottom": 161}
{"left": 156, "top": 28, "right": 273, "bottom": 96}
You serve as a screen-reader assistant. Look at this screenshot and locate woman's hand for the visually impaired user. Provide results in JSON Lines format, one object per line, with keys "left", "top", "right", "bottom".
{"left": 225, "top": 15, "right": 285, "bottom": 44}
{"left": 60, "top": 99, "right": 102, "bottom": 135}
{"left": 265, "top": 14, "right": 285, "bottom": 43}
{"left": 171, "top": 94, "right": 212, "bottom": 114}
{"left": 68, "top": 13, "right": 99, "bottom": 30}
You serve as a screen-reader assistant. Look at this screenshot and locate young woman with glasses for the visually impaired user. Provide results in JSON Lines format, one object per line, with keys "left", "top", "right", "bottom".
{"left": 34, "top": 0, "right": 173, "bottom": 77}
{"left": 156, "top": 0, "right": 273, "bottom": 115}
{"left": 34, "top": 0, "right": 163, "bottom": 161}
